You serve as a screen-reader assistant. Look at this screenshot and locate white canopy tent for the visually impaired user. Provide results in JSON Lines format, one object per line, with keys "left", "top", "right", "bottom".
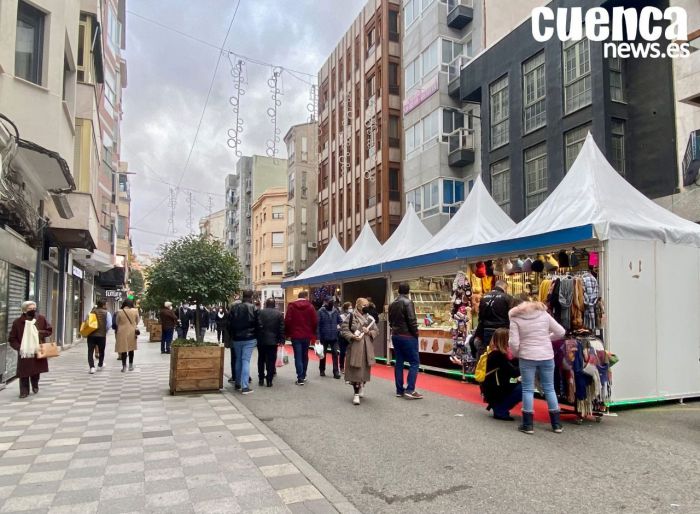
{"left": 292, "top": 236, "right": 345, "bottom": 282}
{"left": 368, "top": 204, "right": 432, "bottom": 266}
{"left": 336, "top": 221, "right": 383, "bottom": 272}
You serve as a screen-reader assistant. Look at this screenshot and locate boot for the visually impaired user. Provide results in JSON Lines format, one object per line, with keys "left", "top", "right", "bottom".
{"left": 549, "top": 410, "right": 563, "bottom": 433}
{"left": 518, "top": 411, "right": 534, "bottom": 434}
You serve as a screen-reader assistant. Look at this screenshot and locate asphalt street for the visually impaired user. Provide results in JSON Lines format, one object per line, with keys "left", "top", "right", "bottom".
{"left": 234, "top": 347, "right": 700, "bottom": 514}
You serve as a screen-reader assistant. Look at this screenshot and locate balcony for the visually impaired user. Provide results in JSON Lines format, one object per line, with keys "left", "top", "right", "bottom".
{"left": 44, "top": 192, "right": 99, "bottom": 250}
{"left": 682, "top": 130, "right": 700, "bottom": 187}
{"left": 447, "top": 0, "right": 474, "bottom": 30}
{"left": 448, "top": 55, "right": 472, "bottom": 97}
{"left": 448, "top": 128, "right": 475, "bottom": 167}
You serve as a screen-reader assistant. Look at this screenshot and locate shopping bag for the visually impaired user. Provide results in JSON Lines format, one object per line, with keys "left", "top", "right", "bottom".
{"left": 313, "top": 341, "right": 325, "bottom": 359}
{"left": 276, "top": 346, "right": 286, "bottom": 367}
{"left": 36, "top": 342, "right": 60, "bottom": 359}
{"left": 283, "top": 354, "right": 289, "bottom": 365}
{"left": 79, "top": 312, "right": 98, "bottom": 337}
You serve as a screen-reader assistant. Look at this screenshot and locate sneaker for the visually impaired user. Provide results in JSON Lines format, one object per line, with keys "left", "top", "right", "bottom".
{"left": 352, "top": 394, "right": 360, "bottom": 405}
{"left": 358, "top": 385, "right": 365, "bottom": 398}
{"left": 404, "top": 391, "right": 424, "bottom": 400}
{"left": 333, "top": 374, "right": 341, "bottom": 379}
{"left": 395, "top": 392, "right": 404, "bottom": 398}
{"left": 234, "top": 384, "right": 241, "bottom": 390}
{"left": 89, "top": 367, "right": 96, "bottom": 374}
{"left": 241, "top": 388, "right": 253, "bottom": 395}
{"left": 97, "top": 365, "right": 104, "bottom": 371}
{"left": 295, "top": 380, "right": 305, "bottom": 386}
{"left": 128, "top": 364, "right": 134, "bottom": 371}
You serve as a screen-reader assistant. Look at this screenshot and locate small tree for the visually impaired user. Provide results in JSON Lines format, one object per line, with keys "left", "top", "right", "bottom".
{"left": 145, "top": 235, "right": 242, "bottom": 341}
{"left": 129, "top": 268, "right": 145, "bottom": 299}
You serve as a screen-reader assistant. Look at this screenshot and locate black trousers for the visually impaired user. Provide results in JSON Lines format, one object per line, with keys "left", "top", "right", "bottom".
{"left": 87, "top": 336, "right": 106, "bottom": 368}
{"left": 216, "top": 327, "right": 223, "bottom": 342}
{"left": 338, "top": 338, "right": 349, "bottom": 371}
{"left": 319, "top": 339, "right": 339, "bottom": 375}
{"left": 257, "top": 345, "right": 277, "bottom": 382}
{"left": 120, "top": 351, "right": 134, "bottom": 365}
{"left": 19, "top": 375, "right": 40, "bottom": 395}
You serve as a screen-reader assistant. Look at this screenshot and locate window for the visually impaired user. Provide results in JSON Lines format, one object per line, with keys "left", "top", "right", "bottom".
{"left": 523, "top": 52, "right": 546, "bottom": 133}
{"left": 564, "top": 123, "right": 591, "bottom": 171}
{"left": 301, "top": 207, "right": 307, "bottom": 224}
{"left": 405, "top": 124, "right": 420, "bottom": 155}
{"left": 406, "top": 187, "right": 421, "bottom": 212}
{"left": 441, "top": 38, "right": 463, "bottom": 67}
{"left": 422, "top": 40, "right": 439, "bottom": 75}
{"left": 524, "top": 143, "right": 548, "bottom": 214}
{"left": 272, "top": 232, "right": 284, "bottom": 247}
{"left": 389, "top": 116, "right": 400, "bottom": 147}
{"left": 422, "top": 180, "right": 439, "bottom": 217}
{"left": 271, "top": 262, "right": 284, "bottom": 276}
{"left": 490, "top": 75, "right": 509, "bottom": 149}
{"left": 563, "top": 38, "right": 591, "bottom": 114}
{"left": 366, "top": 74, "right": 375, "bottom": 104}
{"left": 116, "top": 216, "right": 127, "bottom": 239}
{"left": 442, "top": 179, "right": 466, "bottom": 214}
{"left": 367, "top": 27, "right": 376, "bottom": 55}
{"left": 301, "top": 171, "right": 308, "bottom": 198}
{"left": 389, "top": 168, "right": 400, "bottom": 201}
{"left": 301, "top": 136, "right": 308, "bottom": 161}
{"left": 609, "top": 57, "right": 624, "bottom": 103}
{"left": 105, "top": 69, "right": 117, "bottom": 118}
{"left": 15, "top": 1, "right": 45, "bottom": 85}
{"left": 287, "top": 206, "right": 295, "bottom": 226}
{"left": 272, "top": 205, "right": 284, "bottom": 219}
{"left": 77, "top": 14, "right": 97, "bottom": 84}
{"left": 389, "top": 10, "right": 399, "bottom": 41}
{"left": 405, "top": 57, "right": 420, "bottom": 91}
{"left": 287, "top": 139, "right": 295, "bottom": 163}
{"left": 405, "top": 0, "right": 418, "bottom": 27}
{"left": 490, "top": 158, "right": 511, "bottom": 215}
{"left": 288, "top": 172, "right": 295, "bottom": 200}
{"left": 442, "top": 109, "right": 464, "bottom": 137}
{"left": 107, "top": 6, "right": 121, "bottom": 50}
{"left": 389, "top": 63, "right": 400, "bottom": 95}
{"left": 287, "top": 245, "right": 294, "bottom": 264}
{"left": 422, "top": 110, "right": 439, "bottom": 144}
{"left": 611, "top": 119, "right": 626, "bottom": 175}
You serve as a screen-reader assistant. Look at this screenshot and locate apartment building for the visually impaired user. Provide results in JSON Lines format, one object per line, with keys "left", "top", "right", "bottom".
{"left": 199, "top": 209, "right": 226, "bottom": 242}
{"left": 457, "top": 0, "right": 679, "bottom": 222}
{"left": 284, "top": 122, "right": 319, "bottom": 278}
{"left": 402, "top": 0, "right": 483, "bottom": 234}
{"left": 252, "top": 188, "right": 287, "bottom": 304}
{"left": 317, "top": 0, "right": 403, "bottom": 251}
{"left": 225, "top": 155, "right": 287, "bottom": 291}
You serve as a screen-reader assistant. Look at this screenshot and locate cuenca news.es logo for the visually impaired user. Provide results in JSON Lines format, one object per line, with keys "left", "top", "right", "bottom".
{"left": 532, "top": 6, "right": 691, "bottom": 59}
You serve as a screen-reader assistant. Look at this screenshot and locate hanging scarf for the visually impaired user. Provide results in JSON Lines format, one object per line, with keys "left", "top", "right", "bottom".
{"left": 20, "top": 319, "right": 40, "bottom": 358}
{"left": 558, "top": 277, "right": 574, "bottom": 330}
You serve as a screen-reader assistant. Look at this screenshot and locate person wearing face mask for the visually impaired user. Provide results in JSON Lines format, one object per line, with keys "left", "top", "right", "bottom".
{"left": 337, "top": 302, "right": 353, "bottom": 374}
{"left": 215, "top": 307, "right": 227, "bottom": 343}
{"left": 9, "top": 301, "right": 53, "bottom": 399}
{"left": 339, "top": 298, "right": 377, "bottom": 405}
{"left": 317, "top": 296, "right": 341, "bottom": 379}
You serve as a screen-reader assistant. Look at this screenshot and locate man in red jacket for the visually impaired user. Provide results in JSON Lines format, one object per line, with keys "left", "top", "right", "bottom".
{"left": 284, "top": 291, "right": 318, "bottom": 385}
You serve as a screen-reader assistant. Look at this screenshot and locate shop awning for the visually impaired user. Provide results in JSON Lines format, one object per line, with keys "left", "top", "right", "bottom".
{"left": 502, "top": 133, "right": 700, "bottom": 247}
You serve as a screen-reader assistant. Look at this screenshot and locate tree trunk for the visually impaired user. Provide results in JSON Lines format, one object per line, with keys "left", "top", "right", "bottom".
{"left": 195, "top": 309, "right": 202, "bottom": 343}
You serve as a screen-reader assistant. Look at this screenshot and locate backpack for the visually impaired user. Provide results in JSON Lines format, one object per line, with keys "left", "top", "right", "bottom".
{"left": 474, "top": 346, "right": 491, "bottom": 383}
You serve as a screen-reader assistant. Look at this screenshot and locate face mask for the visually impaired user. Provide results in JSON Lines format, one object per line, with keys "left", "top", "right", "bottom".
{"left": 26, "top": 310, "right": 36, "bottom": 319}
{"left": 347, "top": 308, "right": 354, "bottom": 313}
{"left": 361, "top": 306, "right": 370, "bottom": 314}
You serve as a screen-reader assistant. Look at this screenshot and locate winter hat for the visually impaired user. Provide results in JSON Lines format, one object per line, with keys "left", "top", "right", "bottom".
{"left": 494, "top": 259, "right": 505, "bottom": 274}
{"left": 589, "top": 251, "right": 599, "bottom": 267}
{"left": 485, "top": 260, "right": 495, "bottom": 277}
{"left": 522, "top": 258, "right": 533, "bottom": 273}
{"left": 557, "top": 250, "right": 570, "bottom": 268}
{"left": 505, "top": 259, "right": 514, "bottom": 275}
{"left": 513, "top": 258, "right": 524, "bottom": 273}
{"left": 544, "top": 254, "right": 559, "bottom": 272}
{"left": 569, "top": 251, "right": 579, "bottom": 267}
{"left": 531, "top": 258, "right": 545, "bottom": 273}
{"left": 475, "top": 261, "right": 487, "bottom": 278}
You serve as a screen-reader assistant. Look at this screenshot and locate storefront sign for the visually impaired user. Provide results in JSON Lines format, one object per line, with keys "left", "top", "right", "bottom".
{"left": 403, "top": 75, "right": 439, "bottom": 115}
{"left": 105, "top": 289, "right": 125, "bottom": 298}
{"left": 72, "top": 266, "right": 83, "bottom": 279}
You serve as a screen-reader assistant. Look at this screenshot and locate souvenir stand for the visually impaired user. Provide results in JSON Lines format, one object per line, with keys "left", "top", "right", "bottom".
{"left": 284, "top": 236, "right": 345, "bottom": 310}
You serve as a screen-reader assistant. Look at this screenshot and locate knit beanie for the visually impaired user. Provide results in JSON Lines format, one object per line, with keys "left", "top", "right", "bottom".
{"left": 531, "top": 258, "right": 545, "bottom": 273}
{"left": 513, "top": 258, "right": 524, "bottom": 273}
{"left": 522, "top": 258, "right": 533, "bottom": 273}
{"left": 558, "top": 250, "right": 570, "bottom": 268}
{"left": 475, "top": 261, "right": 487, "bottom": 278}
{"left": 485, "top": 260, "right": 495, "bottom": 277}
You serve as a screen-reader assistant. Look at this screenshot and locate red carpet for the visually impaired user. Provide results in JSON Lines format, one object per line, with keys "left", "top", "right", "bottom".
{"left": 287, "top": 346, "right": 555, "bottom": 423}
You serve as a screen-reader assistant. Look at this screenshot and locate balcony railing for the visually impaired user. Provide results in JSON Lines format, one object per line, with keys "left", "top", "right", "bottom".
{"left": 447, "top": 54, "right": 473, "bottom": 84}
{"left": 682, "top": 129, "right": 700, "bottom": 187}
{"left": 448, "top": 128, "right": 476, "bottom": 167}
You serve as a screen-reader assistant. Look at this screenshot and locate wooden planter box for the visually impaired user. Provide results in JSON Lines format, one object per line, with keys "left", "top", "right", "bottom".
{"left": 146, "top": 319, "right": 157, "bottom": 332}
{"left": 169, "top": 345, "right": 224, "bottom": 395}
{"left": 149, "top": 324, "right": 162, "bottom": 342}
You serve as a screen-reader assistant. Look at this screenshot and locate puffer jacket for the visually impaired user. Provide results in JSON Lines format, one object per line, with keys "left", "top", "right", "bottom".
{"left": 228, "top": 301, "right": 261, "bottom": 342}
{"left": 388, "top": 294, "right": 419, "bottom": 338}
{"left": 508, "top": 301, "right": 566, "bottom": 361}
{"left": 317, "top": 307, "right": 340, "bottom": 341}
{"left": 284, "top": 299, "right": 318, "bottom": 340}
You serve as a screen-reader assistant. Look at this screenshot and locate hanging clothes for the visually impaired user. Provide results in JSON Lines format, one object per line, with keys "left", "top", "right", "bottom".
{"left": 571, "top": 277, "right": 585, "bottom": 330}
{"left": 582, "top": 272, "right": 599, "bottom": 330}
{"left": 558, "top": 276, "right": 575, "bottom": 331}
{"left": 538, "top": 279, "right": 551, "bottom": 305}
{"left": 550, "top": 279, "right": 562, "bottom": 324}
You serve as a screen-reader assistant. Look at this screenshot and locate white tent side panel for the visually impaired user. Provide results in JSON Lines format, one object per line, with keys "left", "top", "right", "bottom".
{"left": 654, "top": 242, "right": 700, "bottom": 399}
{"left": 606, "top": 239, "right": 659, "bottom": 402}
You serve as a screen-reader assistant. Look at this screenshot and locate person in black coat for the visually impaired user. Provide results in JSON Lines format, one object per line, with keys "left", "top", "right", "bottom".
{"left": 257, "top": 298, "right": 284, "bottom": 387}
{"left": 482, "top": 328, "right": 522, "bottom": 421}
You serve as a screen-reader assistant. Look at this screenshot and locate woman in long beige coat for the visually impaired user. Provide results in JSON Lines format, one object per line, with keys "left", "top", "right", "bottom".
{"left": 115, "top": 299, "right": 140, "bottom": 372}
{"left": 339, "top": 297, "right": 377, "bottom": 406}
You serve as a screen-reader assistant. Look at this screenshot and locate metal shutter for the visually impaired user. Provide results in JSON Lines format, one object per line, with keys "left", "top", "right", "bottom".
{"left": 5, "top": 266, "right": 28, "bottom": 380}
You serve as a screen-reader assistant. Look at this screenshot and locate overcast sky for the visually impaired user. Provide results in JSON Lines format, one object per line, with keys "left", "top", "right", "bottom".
{"left": 123, "top": 0, "right": 366, "bottom": 255}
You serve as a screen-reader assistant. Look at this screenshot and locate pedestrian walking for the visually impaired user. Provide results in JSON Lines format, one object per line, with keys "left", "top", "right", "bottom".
{"left": 226, "top": 298, "right": 241, "bottom": 384}
{"left": 194, "top": 304, "right": 208, "bottom": 339}
{"left": 215, "top": 307, "right": 226, "bottom": 343}
{"left": 388, "top": 283, "right": 423, "bottom": 399}
{"left": 508, "top": 299, "right": 566, "bottom": 434}
{"left": 159, "top": 301, "right": 178, "bottom": 354}
{"left": 284, "top": 290, "right": 318, "bottom": 386}
{"left": 317, "top": 296, "right": 341, "bottom": 379}
{"left": 209, "top": 307, "right": 218, "bottom": 332}
{"left": 339, "top": 298, "right": 377, "bottom": 405}
{"left": 228, "top": 290, "right": 261, "bottom": 394}
{"left": 8, "top": 301, "right": 52, "bottom": 398}
{"left": 482, "top": 328, "right": 522, "bottom": 421}
{"left": 474, "top": 280, "right": 513, "bottom": 356}
{"left": 87, "top": 300, "right": 111, "bottom": 373}
{"left": 115, "top": 299, "right": 140, "bottom": 372}
{"left": 338, "top": 302, "right": 353, "bottom": 374}
{"left": 176, "top": 303, "right": 191, "bottom": 339}
{"left": 257, "top": 298, "right": 284, "bottom": 387}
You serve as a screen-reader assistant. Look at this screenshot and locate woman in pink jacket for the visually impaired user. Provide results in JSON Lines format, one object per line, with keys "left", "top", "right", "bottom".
{"left": 508, "top": 300, "right": 566, "bottom": 434}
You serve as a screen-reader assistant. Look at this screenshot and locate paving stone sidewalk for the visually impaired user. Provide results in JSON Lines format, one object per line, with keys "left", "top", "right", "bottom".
{"left": 0, "top": 328, "right": 358, "bottom": 514}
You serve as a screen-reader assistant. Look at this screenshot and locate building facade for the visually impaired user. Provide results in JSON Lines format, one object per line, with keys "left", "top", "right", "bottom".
{"left": 458, "top": 0, "right": 679, "bottom": 222}
{"left": 402, "top": 0, "right": 483, "bottom": 234}
{"left": 284, "top": 122, "right": 319, "bottom": 278}
{"left": 225, "top": 155, "right": 287, "bottom": 291}
{"left": 252, "top": 188, "right": 287, "bottom": 304}
{"left": 317, "top": 0, "right": 403, "bottom": 251}
{"left": 199, "top": 209, "right": 226, "bottom": 242}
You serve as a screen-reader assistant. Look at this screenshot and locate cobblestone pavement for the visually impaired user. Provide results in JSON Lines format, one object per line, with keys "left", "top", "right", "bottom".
{"left": 0, "top": 328, "right": 358, "bottom": 514}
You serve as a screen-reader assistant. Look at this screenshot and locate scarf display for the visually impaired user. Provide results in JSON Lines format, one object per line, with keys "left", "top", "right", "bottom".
{"left": 558, "top": 277, "right": 574, "bottom": 330}
{"left": 20, "top": 319, "right": 40, "bottom": 358}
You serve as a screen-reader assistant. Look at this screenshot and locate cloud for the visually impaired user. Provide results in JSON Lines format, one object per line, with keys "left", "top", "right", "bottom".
{"left": 122, "top": 0, "right": 366, "bottom": 254}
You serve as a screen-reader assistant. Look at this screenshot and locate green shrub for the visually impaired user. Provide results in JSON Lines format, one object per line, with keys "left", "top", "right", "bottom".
{"left": 171, "top": 338, "right": 220, "bottom": 348}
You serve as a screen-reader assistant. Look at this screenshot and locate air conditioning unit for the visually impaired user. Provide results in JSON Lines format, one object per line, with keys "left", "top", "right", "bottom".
{"left": 307, "top": 242, "right": 317, "bottom": 249}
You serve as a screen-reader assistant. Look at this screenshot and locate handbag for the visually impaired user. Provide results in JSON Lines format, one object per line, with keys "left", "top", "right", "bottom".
{"left": 313, "top": 341, "right": 325, "bottom": 358}
{"left": 122, "top": 309, "right": 140, "bottom": 338}
{"left": 80, "top": 312, "right": 99, "bottom": 337}
{"left": 276, "top": 346, "right": 286, "bottom": 367}
{"left": 36, "top": 342, "right": 60, "bottom": 359}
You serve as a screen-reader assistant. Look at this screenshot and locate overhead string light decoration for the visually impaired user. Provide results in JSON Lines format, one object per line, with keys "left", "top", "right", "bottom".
{"left": 266, "top": 66, "right": 283, "bottom": 164}
{"left": 186, "top": 191, "right": 194, "bottom": 234}
{"left": 168, "top": 187, "right": 177, "bottom": 235}
{"left": 307, "top": 84, "right": 318, "bottom": 123}
{"left": 338, "top": 92, "right": 352, "bottom": 173}
{"left": 364, "top": 97, "right": 377, "bottom": 182}
{"left": 227, "top": 56, "right": 247, "bottom": 158}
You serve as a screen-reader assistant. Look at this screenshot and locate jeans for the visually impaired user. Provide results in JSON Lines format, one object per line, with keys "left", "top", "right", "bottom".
{"left": 338, "top": 338, "right": 349, "bottom": 371}
{"left": 291, "top": 339, "right": 310, "bottom": 381}
{"left": 87, "top": 335, "right": 106, "bottom": 368}
{"left": 319, "top": 339, "right": 339, "bottom": 376}
{"left": 520, "top": 358, "right": 559, "bottom": 413}
{"left": 492, "top": 383, "right": 523, "bottom": 418}
{"left": 229, "top": 347, "right": 236, "bottom": 381}
{"left": 257, "top": 345, "right": 277, "bottom": 383}
{"left": 392, "top": 335, "right": 420, "bottom": 394}
{"left": 234, "top": 339, "right": 256, "bottom": 389}
{"left": 161, "top": 328, "right": 174, "bottom": 353}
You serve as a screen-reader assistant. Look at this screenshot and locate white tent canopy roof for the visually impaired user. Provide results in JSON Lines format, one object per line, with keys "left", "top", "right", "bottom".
{"left": 368, "top": 204, "right": 432, "bottom": 265}
{"left": 503, "top": 133, "right": 700, "bottom": 247}
{"left": 410, "top": 175, "right": 516, "bottom": 258}
{"left": 337, "top": 221, "right": 382, "bottom": 271}
{"left": 293, "top": 236, "right": 345, "bottom": 281}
